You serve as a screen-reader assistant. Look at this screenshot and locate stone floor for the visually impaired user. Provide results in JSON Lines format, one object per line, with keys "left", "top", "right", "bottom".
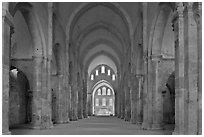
{"left": 10, "top": 116, "right": 174, "bottom": 135}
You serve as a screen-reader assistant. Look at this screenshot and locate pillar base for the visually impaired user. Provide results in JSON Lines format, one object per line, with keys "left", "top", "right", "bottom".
{"left": 198, "top": 131, "right": 202, "bottom": 135}
{"left": 151, "top": 123, "right": 164, "bottom": 130}
{"left": 172, "top": 131, "right": 180, "bottom": 135}
{"left": 136, "top": 121, "right": 142, "bottom": 125}
{"left": 172, "top": 128, "right": 185, "bottom": 135}
{"left": 2, "top": 131, "right": 11, "bottom": 135}
{"left": 131, "top": 121, "right": 137, "bottom": 124}
{"left": 120, "top": 115, "right": 124, "bottom": 119}
{"left": 55, "top": 120, "right": 68, "bottom": 124}
{"left": 142, "top": 122, "right": 152, "bottom": 130}
{"left": 70, "top": 118, "right": 78, "bottom": 121}
{"left": 78, "top": 115, "right": 83, "bottom": 119}
{"left": 124, "top": 118, "right": 130, "bottom": 122}
{"left": 31, "top": 125, "right": 54, "bottom": 130}
{"left": 31, "top": 121, "right": 53, "bottom": 129}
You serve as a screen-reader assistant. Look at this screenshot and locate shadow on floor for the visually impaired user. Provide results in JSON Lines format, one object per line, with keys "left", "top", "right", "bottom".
{"left": 10, "top": 116, "right": 174, "bottom": 135}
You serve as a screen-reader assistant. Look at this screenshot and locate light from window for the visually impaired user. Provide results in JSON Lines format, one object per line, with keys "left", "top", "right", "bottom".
{"left": 108, "top": 69, "right": 111, "bottom": 76}
{"left": 102, "top": 87, "right": 106, "bottom": 95}
{"left": 107, "top": 89, "right": 111, "bottom": 95}
{"left": 102, "top": 98, "right": 106, "bottom": 106}
{"left": 95, "top": 98, "right": 99, "bottom": 106}
{"left": 97, "top": 88, "right": 101, "bottom": 95}
{"left": 112, "top": 74, "right": 116, "bottom": 81}
{"left": 96, "top": 70, "right": 98, "bottom": 76}
{"left": 101, "top": 66, "right": 105, "bottom": 73}
{"left": 91, "top": 74, "right": 94, "bottom": 80}
{"left": 109, "top": 99, "right": 113, "bottom": 106}
{"left": 11, "top": 68, "right": 18, "bottom": 78}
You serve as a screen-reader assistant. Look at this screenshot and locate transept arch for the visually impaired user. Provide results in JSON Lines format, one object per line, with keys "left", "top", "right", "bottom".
{"left": 92, "top": 81, "right": 115, "bottom": 115}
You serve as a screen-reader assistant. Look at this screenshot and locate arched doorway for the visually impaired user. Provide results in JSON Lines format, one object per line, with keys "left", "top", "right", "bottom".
{"left": 164, "top": 71, "right": 175, "bottom": 124}
{"left": 9, "top": 66, "right": 31, "bottom": 128}
{"left": 92, "top": 83, "right": 115, "bottom": 116}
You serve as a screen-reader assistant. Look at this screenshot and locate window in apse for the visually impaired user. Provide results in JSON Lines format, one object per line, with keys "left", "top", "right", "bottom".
{"left": 112, "top": 74, "right": 115, "bottom": 81}
{"left": 95, "top": 98, "right": 99, "bottom": 106}
{"left": 101, "top": 66, "right": 105, "bottom": 73}
{"left": 108, "top": 69, "right": 111, "bottom": 76}
{"left": 109, "top": 99, "right": 113, "bottom": 106}
{"left": 107, "top": 89, "right": 111, "bottom": 95}
{"left": 91, "top": 74, "right": 94, "bottom": 80}
{"left": 102, "top": 98, "right": 106, "bottom": 106}
{"left": 96, "top": 69, "right": 99, "bottom": 76}
{"left": 102, "top": 87, "right": 106, "bottom": 95}
{"left": 97, "top": 88, "right": 101, "bottom": 95}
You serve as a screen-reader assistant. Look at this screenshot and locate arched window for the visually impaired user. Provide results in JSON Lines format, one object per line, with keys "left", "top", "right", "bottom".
{"left": 109, "top": 99, "right": 113, "bottom": 106}
{"left": 108, "top": 69, "right": 111, "bottom": 76}
{"left": 102, "top": 98, "right": 106, "bottom": 106}
{"left": 96, "top": 69, "right": 99, "bottom": 76}
{"left": 11, "top": 68, "right": 18, "bottom": 78}
{"left": 112, "top": 74, "right": 116, "bottom": 81}
{"left": 91, "top": 74, "right": 94, "bottom": 80}
{"left": 102, "top": 87, "right": 106, "bottom": 95}
{"left": 101, "top": 66, "right": 105, "bottom": 73}
{"left": 107, "top": 89, "right": 111, "bottom": 95}
{"left": 97, "top": 88, "right": 101, "bottom": 95}
{"left": 95, "top": 98, "right": 99, "bottom": 106}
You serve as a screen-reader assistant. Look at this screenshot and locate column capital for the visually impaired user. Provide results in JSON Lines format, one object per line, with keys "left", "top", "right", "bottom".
{"left": 32, "top": 55, "right": 43, "bottom": 59}
{"left": 193, "top": 3, "right": 202, "bottom": 25}
{"left": 135, "top": 74, "right": 144, "bottom": 78}
{"left": 172, "top": 2, "right": 184, "bottom": 30}
{"left": 32, "top": 56, "right": 43, "bottom": 63}
{"left": 184, "top": 2, "right": 193, "bottom": 10}
{"left": 150, "top": 54, "right": 162, "bottom": 61}
{"left": 43, "top": 56, "right": 52, "bottom": 62}
{"left": 176, "top": 2, "right": 185, "bottom": 15}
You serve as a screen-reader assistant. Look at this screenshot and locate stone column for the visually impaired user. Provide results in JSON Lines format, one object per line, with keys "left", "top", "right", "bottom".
{"left": 31, "top": 56, "right": 53, "bottom": 129}
{"left": 120, "top": 80, "right": 125, "bottom": 119}
{"left": 142, "top": 55, "right": 153, "bottom": 129}
{"left": 31, "top": 56, "right": 43, "bottom": 129}
{"left": 2, "top": 2, "right": 13, "bottom": 134}
{"left": 130, "top": 74, "right": 137, "bottom": 124}
{"left": 70, "top": 68, "right": 78, "bottom": 121}
{"left": 65, "top": 44, "right": 70, "bottom": 123}
{"left": 136, "top": 74, "right": 144, "bottom": 125}
{"left": 151, "top": 55, "right": 163, "bottom": 129}
{"left": 87, "top": 93, "right": 92, "bottom": 116}
{"left": 194, "top": 2, "right": 202, "bottom": 135}
{"left": 77, "top": 73, "right": 83, "bottom": 119}
{"left": 55, "top": 74, "right": 65, "bottom": 123}
{"left": 183, "top": 3, "right": 198, "bottom": 134}
{"left": 141, "top": 2, "right": 152, "bottom": 130}
{"left": 172, "top": 2, "right": 185, "bottom": 134}
{"left": 40, "top": 57, "right": 53, "bottom": 129}
{"left": 68, "top": 85, "right": 72, "bottom": 119}
{"left": 83, "top": 79, "right": 88, "bottom": 118}
{"left": 53, "top": 44, "right": 68, "bottom": 123}
{"left": 42, "top": 2, "right": 54, "bottom": 126}
{"left": 172, "top": 2, "right": 200, "bottom": 134}
{"left": 63, "top": 67, "right": 69, "bottom": 123}
{"left": 114, "top": 89, "right": 118, "bottom": 116}
{"left": 124, "top": 81, "right": 131, "bottom": 121}
{"left": 117, "top": 88, "right": 121, "bottom": 118}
